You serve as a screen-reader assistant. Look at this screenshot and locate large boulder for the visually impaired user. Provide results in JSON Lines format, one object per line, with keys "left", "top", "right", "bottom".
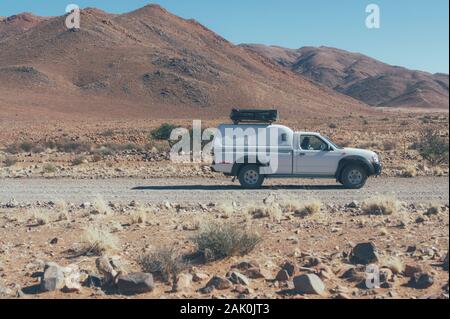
{"left": 116, "top": 272, "right": 154, "bottom": 295}
{"left": 350, "top": 242, "right": 379, "bottom": 265}
{"left": 293, "top": 274, "right": 325, "bottom": 295}
{"left": 409, "top": 272, "right": 434, "bottom": 289}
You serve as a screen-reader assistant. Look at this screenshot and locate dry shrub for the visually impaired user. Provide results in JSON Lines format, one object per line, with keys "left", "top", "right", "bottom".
{"left": 42, "top": 163, "right": 57, "bottom": 174}
{"left": 194, "top": 221, "right": 262, "bottom": 262}
{"left": 383, "top": 256, "right": 404, "bottom": 274}
{"left": 246, "top": 204, "right": 282, "bottom": 222}
{"left": 4, "top": 156, "right": 17, "bottom": 167}
{"left": 29, "top": 208, "right": 49, "bottom": 226}
{"left": 91, "top": 196, "right": 111, "bottom": 215}
{"left": 79, "top": 226, "right": 119, "bottom": 256}
{"left": 216, "top": 202, "right": 235, "bottom": 218}
{"left": 425, "top": 203, "right": 441, "bottom": 216}
{"left": 139, "top": 247, "right": 187, "bottom": 283}
{"left": 362, "top": 196, "right": 400, "bottom": 215}
{"left": 130, "top": 206, "right": 148, "bottom": 224}
{"left": 401, "top": 165, "right": 417, "bottom": 178}
{"left": 281, "top": 199, "right": 322, "bottom": 217}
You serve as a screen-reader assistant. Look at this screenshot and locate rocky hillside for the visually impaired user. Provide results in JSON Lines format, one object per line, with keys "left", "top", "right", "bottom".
{"left": 0, "top": 5, "right": 369, "bottom": 121}
{"left": 242, "top": 45, "right": 449, "bottom": 109}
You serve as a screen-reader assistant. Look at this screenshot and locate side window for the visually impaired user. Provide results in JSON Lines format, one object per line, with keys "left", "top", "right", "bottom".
{"left": 300, "top": 135, "right": 329, "bottom": 151}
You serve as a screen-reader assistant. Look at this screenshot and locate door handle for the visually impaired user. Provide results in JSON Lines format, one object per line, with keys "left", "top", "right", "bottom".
{"left": 299, "top": 153, "right": 306, "bottom": 156}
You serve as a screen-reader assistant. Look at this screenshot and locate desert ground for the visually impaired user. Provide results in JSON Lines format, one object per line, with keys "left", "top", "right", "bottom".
{"left": 0, "top": 111, "right": 448, "bottom": 300}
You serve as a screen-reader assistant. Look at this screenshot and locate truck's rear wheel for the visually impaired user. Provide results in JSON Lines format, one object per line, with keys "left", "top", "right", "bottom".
{"left": 341, "top": 165, "right": 367, "bottom": 189}
{"left": 238, "top": 165, "right": 265, "bottom": 189}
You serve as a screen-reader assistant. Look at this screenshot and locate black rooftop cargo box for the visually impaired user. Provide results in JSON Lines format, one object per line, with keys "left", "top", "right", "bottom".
{"left": 230, "top": 109, "right": 278, "bottom": 124}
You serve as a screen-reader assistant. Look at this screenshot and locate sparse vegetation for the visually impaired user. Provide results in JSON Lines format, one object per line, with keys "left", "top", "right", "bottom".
{"left": 401, "top": 165, "right": 417, "bottom": 178}
{"left": 29, "top": 208, "right": 49, "bottom": 226}
{"left": 42, "top": 163, "right": 57, "bottom": 174}
{"left": 4, "top": 156, "right": 17, "bottom": 167}
{"left": 150, "top": 123, "right": 179, "bottom": 141}
{"left": 91, "top": 196, "right": 111, "bottom": 215}
{"left": 383, "top": 256, "right": 404, "bottom": 274}
{"left": 139, "top": 247, "right": 187, "bottom": 285}
{"left": 246, "top": 204, "right": 282, "bottom": 222}
{"left": 281, "top": 199, "right": 322, "bottom": 217}
{"left": 130, "top": 207, "right": 148, "bottom": 224}
{"left": 194, "top": 221, "right": 262, "bottom": 262}
{"left": 362, "top": 196, "right": 401, "bottom": 215}
{"left": 71, "top": 156, "right": 85, "bottom": 166}
{"left": 79, "top": 226, "right": 119, "bottom": 256}
{"left": 413, "top": 129, "right": 449, "bottom": 165}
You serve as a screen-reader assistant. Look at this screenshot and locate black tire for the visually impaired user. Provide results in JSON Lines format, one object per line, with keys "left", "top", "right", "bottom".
{"left": 341, "top": 164, "right": 368, "bottom": 189}
{"left": 238, "top": 164, "right": 265, "bottom": 189}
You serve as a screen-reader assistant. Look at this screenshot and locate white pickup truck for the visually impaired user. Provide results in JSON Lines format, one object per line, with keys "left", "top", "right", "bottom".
{"left": 211, "top": 122, "right": 382, "bottom": 189}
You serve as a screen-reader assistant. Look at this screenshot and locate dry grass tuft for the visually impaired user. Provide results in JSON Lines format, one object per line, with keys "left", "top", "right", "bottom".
{"left": 383, "top": 256, "right": 404, "bottom": 274}
{"left": 246, "top": 203, "right": 282, "bottom": 222}
{"left": 362, "top": 196, "right": 401, "bottom": 215}
{"left": 194, "top": 221, "right": 262, "bottom": 262}
{"left": 91, "top": 196, "right": 111, "bottom": 215}
{"left": 79, "top": 226, "right": 119, "bottom": 256}
{"left": 401, "top": 165, "right": 417, "bottom": 178}
{"left": 139, "top": 247, "right": 188, "bottom": 284}
{"left": 29, "top": 208, "right": 49, "bottom": 226}
{"left": 129, "top": 206, "right": 149, "bottom": 224}
{"left": 281, "top": 199, "right": 322, "bottom": 217}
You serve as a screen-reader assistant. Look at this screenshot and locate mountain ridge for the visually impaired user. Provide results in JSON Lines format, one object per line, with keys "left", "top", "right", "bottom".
{"left": 241, "top": 44, "right": 449, "bottom": 109}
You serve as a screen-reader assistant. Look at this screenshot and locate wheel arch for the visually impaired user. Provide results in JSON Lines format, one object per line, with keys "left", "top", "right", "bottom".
{"left": 231, "top": 157, "right": 265, "bottom": 177}
{"left": 336, "top": 156, "right": 373, "bottom": 180}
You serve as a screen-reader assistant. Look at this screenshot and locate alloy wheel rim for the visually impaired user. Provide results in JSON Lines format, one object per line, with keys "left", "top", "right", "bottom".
{"left": 244, "top": 170, "right": 259, "bottom": 185}
{"left": 348, "top": 169, "right": 363, "bottom": 185}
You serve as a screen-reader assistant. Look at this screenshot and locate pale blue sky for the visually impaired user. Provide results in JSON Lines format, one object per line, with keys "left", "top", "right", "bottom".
{"left": 1, "top": 0, "right": 448, "bottom": 74}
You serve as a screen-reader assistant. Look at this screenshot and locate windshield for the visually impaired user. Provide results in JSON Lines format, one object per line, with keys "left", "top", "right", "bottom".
{"left": 322, "top": 135, "right": 343, "bottom": 150}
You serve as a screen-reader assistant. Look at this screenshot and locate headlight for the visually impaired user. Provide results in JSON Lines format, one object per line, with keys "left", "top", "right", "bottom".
{"left": 371, "top": 154, "right": 380, "bottom": 163}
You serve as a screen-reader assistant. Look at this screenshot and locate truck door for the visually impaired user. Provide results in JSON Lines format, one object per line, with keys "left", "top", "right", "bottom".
{"left": 294, "top": 135, "right": 340, "bottom": 175}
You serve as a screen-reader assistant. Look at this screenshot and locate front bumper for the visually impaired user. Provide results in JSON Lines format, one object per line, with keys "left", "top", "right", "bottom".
{"left": 373, "top": 162, "right": 382, "bottom": 176}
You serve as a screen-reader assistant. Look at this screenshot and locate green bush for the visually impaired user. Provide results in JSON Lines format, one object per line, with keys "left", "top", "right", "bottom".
{"left": 150, "top": 123, "right": 179, "bottom": 141}
{"left": 414, "top": 129, "right": 449, "bottom": 165}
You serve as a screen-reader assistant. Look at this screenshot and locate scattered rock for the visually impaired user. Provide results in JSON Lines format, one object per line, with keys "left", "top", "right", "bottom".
{"left": 50, "top": 237, "right": 58, "bottom": 245}
{"left": 84, "top": 274, "right": 103, "bottom": 288}
{"left": 175, "top": 273, "right": 192, "bottom": 292}
{"left": 281, "top": 261, "right": 298, "bottom": 277}
{"left": 409, "top": 272, "right": 434, "bottom": 289}
{"left": 350, "top": 242, "right": 379, "bottom": 265}
{"left": 192, "top": 272, "right": 209, "bottom": 282}
{"left": 340, "top": 267, "right": 366, "bottom": 283}
{"left": 275, "top": 269, "right": 290, "bottom": 282}
{"left": 40, "top": 263, "right": 65, "bottom": 292}
{"left": 205, "top": 276, "right": 232, "bottom": 290}
{"left": 293, "top": 274, "right": 325, "bottom": 295}
{"left": 404, "top": 264, "right": 423, "bottom": 277}
{"left": 233, "top": 284, "right": 252, "bottom": 295}
{"left": 227, "top": 271, "right": 250, "bottom": 286}
{"left": 95, "top": 257, "right": 118, "bottom": 285}
{"left": 347, "top": 201, "right": 359, "bottom": 209}
{"left": 116, "top": 272, "right": 154, "bottom": 295}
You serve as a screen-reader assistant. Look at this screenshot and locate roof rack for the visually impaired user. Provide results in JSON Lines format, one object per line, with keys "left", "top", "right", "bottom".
{"left": 230, "top": 109, "right": 278, "bottom": 124}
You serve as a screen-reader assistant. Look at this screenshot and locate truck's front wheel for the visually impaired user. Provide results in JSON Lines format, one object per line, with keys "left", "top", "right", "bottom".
{"left": 341, "top": 165, "right": 368, "bottom": 189}
{"left": 238, "top": 165, "right": 265, "bottom": 189}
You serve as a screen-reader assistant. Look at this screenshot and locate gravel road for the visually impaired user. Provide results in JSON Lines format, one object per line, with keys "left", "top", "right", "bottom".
{"left": 0, "top": 177, "right": 448, "bottom": 205}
